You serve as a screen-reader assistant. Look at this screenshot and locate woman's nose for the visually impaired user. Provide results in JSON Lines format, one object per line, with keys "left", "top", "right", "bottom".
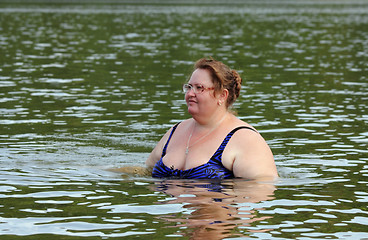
{"left": 186, "top": 88, "right": 196, "bottom": 96}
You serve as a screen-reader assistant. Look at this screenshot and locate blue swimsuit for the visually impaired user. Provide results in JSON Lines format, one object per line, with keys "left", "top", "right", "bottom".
{"left": 152, "top": 123, "right": 257, "bottom": 179}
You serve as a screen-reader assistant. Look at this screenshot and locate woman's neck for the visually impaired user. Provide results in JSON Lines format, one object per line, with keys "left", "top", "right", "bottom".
{"left": 192, "top": 110, "right": 229, "bottom": 129}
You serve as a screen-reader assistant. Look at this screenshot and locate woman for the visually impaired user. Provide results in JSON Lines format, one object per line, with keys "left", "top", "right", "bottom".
{"left": 146, "top": 58, "right": 278, "bottom": 180}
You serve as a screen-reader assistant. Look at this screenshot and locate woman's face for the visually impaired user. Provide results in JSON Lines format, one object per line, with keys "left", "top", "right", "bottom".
{"left": 185, "top": 68, "right": 219, "bottom": 117}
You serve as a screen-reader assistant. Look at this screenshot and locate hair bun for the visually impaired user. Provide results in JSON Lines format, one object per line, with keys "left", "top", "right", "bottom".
{"left": 232, "top": 69, "right": 242, "bottom": 98}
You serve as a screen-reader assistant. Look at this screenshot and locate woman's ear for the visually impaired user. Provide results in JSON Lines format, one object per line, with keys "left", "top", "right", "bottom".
{"left": 221, "top": 89, "right": 229, "bottom": 101}
{"left": 218, "top": 89, "right": 229, "bottom": 106}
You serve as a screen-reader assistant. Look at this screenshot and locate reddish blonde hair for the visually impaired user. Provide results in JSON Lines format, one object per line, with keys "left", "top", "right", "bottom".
{"left": 194, "top": 58, "right": 242, "bottom": 107}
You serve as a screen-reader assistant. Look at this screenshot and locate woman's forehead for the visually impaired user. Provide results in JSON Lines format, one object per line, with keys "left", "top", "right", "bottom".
{"left": 189, "top": 68, "right": 212, "bottom": 84}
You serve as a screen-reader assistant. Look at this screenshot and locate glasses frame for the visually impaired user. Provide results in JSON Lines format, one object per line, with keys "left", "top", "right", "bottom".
{"left": 183, "top": 84, "right": 215, "bottom": 94}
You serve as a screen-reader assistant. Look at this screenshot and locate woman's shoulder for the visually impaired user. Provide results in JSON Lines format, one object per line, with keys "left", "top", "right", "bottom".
{"left": 165, "top": 119, "right": 191, "bottom": 131}
{"left": 174, "top": 118, "right": 193, "bottom": 130}
{"left": 227, "top": 117, "right": 265, "bottom": 144}
{"left": 229, "top": 116, "right": 257, "bottom": 133}
{"left": 224, "top": 118, "right": 277, "bottom": 179}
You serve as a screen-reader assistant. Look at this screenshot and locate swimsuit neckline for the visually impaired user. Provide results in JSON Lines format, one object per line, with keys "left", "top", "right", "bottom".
{"left": 160, "top": 125, "right": 257, "bottom": 172}
{"left": 159, "top": 156, "right": 215, "bottom": 173}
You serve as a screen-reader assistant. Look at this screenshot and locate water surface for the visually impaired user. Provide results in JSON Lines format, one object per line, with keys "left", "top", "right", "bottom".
{"left": 0, "top": 0, "right": 367, "bottom": 239}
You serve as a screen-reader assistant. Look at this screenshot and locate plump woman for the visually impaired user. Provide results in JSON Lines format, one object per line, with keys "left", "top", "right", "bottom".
{"left": 146, "top": 58, "right": 278, "bottom": 180}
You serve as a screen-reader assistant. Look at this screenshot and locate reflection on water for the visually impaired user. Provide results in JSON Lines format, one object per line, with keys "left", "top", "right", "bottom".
{"left": 153, "top": 179, "right": 276, "bottom": 239}
{"left": 0, "top": 0, "right": 367, "bottom": 239}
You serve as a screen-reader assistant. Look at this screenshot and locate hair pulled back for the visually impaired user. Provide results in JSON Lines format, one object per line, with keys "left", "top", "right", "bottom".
{"left": 194, "top": 58, "right": 242, "bottom": 108}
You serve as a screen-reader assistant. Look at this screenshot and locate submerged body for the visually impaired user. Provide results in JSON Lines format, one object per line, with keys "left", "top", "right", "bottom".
{"left": 110, "top": 166, "right": 151, "bottom": 177}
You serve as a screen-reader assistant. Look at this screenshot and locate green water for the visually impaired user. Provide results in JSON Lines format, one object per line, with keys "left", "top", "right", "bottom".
{"left": 0, "top": 1, "right": 367, "bottom": 239}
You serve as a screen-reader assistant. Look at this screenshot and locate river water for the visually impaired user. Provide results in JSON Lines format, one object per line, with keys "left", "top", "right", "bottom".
{"left": 0, "top": 1, "right": 367, "bottom": 239}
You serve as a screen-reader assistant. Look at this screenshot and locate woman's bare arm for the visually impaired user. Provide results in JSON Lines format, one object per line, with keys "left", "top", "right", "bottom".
{"left": 227, "top": 130, "right": 278, "bottom": 180}
{"left": 145, "top": 128, "right": 172, "bottom": 167}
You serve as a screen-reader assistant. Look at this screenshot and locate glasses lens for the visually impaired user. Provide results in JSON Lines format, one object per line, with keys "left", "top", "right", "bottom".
{"left": 183, "top": 84, "right": 190, "bottom": 93}
{"left": 195, "top": 85, "right": 204, "bottom": 93}
{"left": 183, "top": 84, "right": 209, "bottom": 94}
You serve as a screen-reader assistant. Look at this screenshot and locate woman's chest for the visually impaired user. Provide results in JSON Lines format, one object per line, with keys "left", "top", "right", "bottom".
{"left": 162, "top": 134, "right": 235, "bottom": 171}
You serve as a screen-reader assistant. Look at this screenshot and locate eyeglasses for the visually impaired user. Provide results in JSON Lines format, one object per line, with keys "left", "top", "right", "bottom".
{"left": 183, "top": 84, "right": 214, "bottom": 94}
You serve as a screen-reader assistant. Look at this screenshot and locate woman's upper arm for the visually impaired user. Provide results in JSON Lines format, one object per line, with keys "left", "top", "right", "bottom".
{"left": 145, "top": 128, "right": 172, "bottom": 167}
{"left": 231, "top": 130, "right": 278, "bottom": 180}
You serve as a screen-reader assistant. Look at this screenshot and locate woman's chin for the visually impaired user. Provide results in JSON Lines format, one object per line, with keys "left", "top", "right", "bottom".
{"left": 187, "top": 106, "right": 198, "bottom": 115}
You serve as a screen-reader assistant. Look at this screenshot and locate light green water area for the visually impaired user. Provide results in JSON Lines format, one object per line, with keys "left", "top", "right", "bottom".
{"left": 0, "top": 0, "right": 367, "bottom": 239}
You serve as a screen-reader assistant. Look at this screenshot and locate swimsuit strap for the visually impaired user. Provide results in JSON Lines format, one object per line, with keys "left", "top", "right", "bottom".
{"left": 228, "top": 126, "right": 257, "bottom": 136}
{"left": 161, "top": 124, "right": 256, "bottom": 158}
{"left": 220, "top": 126, "right": 258, "bottom": 147}
{"left": 161, "top": 122, "right": 180, "bottom": 157}
{"left": 210, "top": 126, "right": 257, "bottom": 164}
